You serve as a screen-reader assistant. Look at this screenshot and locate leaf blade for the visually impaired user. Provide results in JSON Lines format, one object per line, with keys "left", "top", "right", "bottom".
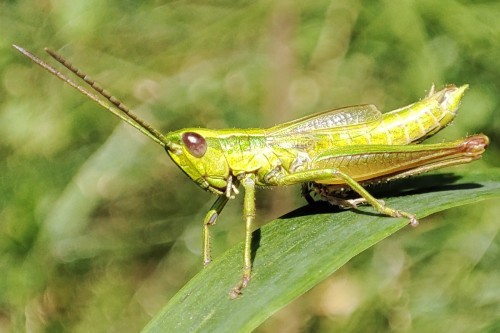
{"left": 142, "top": 169, "right": 500, "bottom": 333}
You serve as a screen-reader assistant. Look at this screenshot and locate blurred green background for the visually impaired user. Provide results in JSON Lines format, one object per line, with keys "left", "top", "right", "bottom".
{"left": 1, "top": 1, "right": 499, "bottom": 332}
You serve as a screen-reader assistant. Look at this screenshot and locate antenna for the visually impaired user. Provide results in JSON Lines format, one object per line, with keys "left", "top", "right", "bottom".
{"left": 13, "top": 44, "right": 169, "bottom": 148}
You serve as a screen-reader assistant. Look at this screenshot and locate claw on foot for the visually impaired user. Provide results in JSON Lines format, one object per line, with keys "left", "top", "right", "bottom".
{"left": 230, "top": 275, "right": 250, "bottom": 299}
{"left": 409, "top": 215, "right": 419, "bottom": 227}
{"left": 229, "top": 287, "right": 241, "bottom": 299}
{"left": 394, "top": 209, "right": 419, "bottom": 227}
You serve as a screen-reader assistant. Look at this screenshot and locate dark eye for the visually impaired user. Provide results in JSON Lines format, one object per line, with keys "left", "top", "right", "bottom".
{"left": 182, "top": 132, "right": 207, "bottom": 158}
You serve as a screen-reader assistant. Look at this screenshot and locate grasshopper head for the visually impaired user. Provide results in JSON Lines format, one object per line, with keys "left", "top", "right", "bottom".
{"left": 164, "top": 129, "right": 230, "bottom": 194}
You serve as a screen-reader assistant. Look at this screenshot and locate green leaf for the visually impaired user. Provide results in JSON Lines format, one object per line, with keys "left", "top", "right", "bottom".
{"left": 142, "top": 170, "right": 500, "bottom": 333}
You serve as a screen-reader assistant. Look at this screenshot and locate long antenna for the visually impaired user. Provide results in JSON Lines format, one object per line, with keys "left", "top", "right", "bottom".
{"left": 12, "top": 44, "right": 169, "bottom": 148}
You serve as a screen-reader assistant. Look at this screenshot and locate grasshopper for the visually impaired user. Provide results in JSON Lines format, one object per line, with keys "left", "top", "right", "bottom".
{"left": 14, "top": 45, "right": 489, "bottom": 298}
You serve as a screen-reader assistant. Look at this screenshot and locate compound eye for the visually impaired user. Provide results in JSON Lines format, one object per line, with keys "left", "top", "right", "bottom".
{"left": 182, "top": 132, "right": 207, "bottom": 158}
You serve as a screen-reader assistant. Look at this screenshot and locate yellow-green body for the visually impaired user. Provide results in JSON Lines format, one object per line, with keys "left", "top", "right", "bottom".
{"left": 15, "top": 45, "right": 489, "bottom": 298}
{"left": 166, "top": 85, "right": 473, "bottom": 191}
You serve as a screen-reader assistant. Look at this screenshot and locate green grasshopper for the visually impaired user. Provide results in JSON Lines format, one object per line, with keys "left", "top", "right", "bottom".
{"left": 14, "top": 45, "right": 489, "bottom": 298}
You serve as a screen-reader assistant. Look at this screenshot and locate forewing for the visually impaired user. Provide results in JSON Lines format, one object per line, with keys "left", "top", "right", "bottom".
{"left": 268, "top": 104, "right": 382, "bottom": 135}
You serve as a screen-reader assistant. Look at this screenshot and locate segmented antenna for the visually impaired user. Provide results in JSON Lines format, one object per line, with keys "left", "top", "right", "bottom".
{"left": 12, "top": 44, "right": 169, "bottom": 148}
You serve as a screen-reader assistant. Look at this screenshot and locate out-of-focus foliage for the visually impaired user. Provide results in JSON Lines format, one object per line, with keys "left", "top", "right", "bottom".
{"left": 0, "top": 1, "right": 498, "bottom": 332}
